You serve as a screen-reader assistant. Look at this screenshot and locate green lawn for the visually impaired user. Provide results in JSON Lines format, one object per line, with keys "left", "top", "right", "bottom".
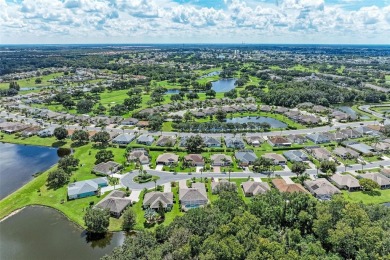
{"left": 342, "top": 189, "right": 390, "bottom": 204}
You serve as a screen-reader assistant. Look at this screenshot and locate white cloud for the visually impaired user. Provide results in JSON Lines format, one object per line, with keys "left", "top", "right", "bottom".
{"left": 0, "top": 0, "right": 389, "bottom": 44}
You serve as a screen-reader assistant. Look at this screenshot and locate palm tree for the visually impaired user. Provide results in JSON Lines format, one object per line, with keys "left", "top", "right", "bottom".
{"left": 344, "top": 163, "right": 350, "bottom": 173}
{"left": 153, "top": 179, "right": 157, "bottom": 191}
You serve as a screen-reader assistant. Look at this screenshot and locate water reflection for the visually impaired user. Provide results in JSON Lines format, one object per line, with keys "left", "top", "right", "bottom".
{"left": 0, "top": 143, "right": 59, "bottom": 199}
{"left": 0, "top": 206, "right": 125, "bottom": 260}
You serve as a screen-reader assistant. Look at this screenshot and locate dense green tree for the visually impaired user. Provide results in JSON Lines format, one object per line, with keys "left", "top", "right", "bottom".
{"left": 35, "top": 78, "right": 42, "bottom": 84}
{"left": 91, "top": 131, "right": 110, "bottom": 145}
{"left": 95, "top": 149, "right": 114, "bottom": 164}
{"left": 148, "top": 114, "right": 164, "bottom": 131}
{"left": 252, "top": 157, "right": 274, "bottom": 173}
{"left": 58, "top": 155, "right": 79, "bottom": 172}
{"left": 320, "top": 160, "right": 337, "bottom": 175}
{"left": 122, "top": 207, "right": 136, "bottom": 231}
{"left": 291, "top": 161, "right": 307, "bottom": 178}
{"left": 124, "top": 96, "right": 142, "bottom": 111}
{"left": 53, "top": 127, "right": 68, "bottom": 140}
{"left": 205, "top": 89, "right": 216, "bottom": 98}
{"left": 359, "top": 178, "right": 380, "bottom": 191}
{"left": 185, "top": 135, "right": 205, "bottom": 152}
{"left": 47, "top": 169, "right": 70, "bottom": 189}
{"left": 9, "top": 81, "right": 20, "bottom": 91}
{"left": 71, "top": 129, "right": 89, "bottom": 144}
{"left": 83, "top": 208, "right": 110, "bottom": 234}
{"left": 215, "top": 109, "right": 227, "bottom": 122}
{"left": 76, "top": 99, "right": 94, "bottom": 114}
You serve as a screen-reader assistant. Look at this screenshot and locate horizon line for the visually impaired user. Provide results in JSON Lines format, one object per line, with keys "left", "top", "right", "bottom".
{"left": 1, "top": 43, "right": 390, "bottom": 46}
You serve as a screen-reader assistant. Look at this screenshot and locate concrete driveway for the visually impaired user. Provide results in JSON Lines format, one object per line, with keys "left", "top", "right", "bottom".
{"left": 155, "top": 164, "right": 164, "bottom": 171}
{"left": 129, "top": 190, "right": 141, "bottom": 203}
{"left": 196, "top": 166, "right": 203, "bottom": 173}
{"left": 213, "top": 166, "right": 221, "bottom": 173}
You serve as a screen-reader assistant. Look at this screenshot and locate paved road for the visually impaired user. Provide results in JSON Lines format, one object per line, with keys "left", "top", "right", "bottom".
{"left": 119, "top": 159, "right": 390, "bottom": 190}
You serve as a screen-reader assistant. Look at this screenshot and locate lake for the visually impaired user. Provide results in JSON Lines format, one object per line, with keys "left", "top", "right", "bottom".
{"left": 0, "top": 206, "right": 125, "bottom": 260}
{"left": 0, "top": 143, "right": 59, "bottom": 199}
{"left": 211, "top": 79, "right": 237, "bottom": 92}
{"left": 226, "top": 116, "right": 287, "bottom": 128}
{"left": 338, "top": 106, "right": 369, "bottom": 120}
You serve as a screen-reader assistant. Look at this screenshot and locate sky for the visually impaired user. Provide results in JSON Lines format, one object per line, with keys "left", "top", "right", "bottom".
{"left": 1, "top": 0, "right": 390, "bottom": 44}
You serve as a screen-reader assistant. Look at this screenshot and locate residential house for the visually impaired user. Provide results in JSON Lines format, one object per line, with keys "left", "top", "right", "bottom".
{"left": 260, "top": 105, "right": 272, "bottom": 112}
{"left": 324, "top": 131, "right": 347, "bottom": 142}
{"left": 225, "top": 137, "right": 245, "bottom": 149}
{"left": 128, "top": 149, "right": 150, "bottom": 165}
{"left": 363, "top": 173, "right": 390, "bottom": 189}
{"left": 37, "top": 127, "right": 56, "bottom": 137}
{"left": 179, "top": 183, "right": 208, "bottom": 211}
{"left": 333, "top": 147, "right": 359, "bottom": 159}
{"left": 330, "top": 173, "right": 361, "bottom": 191}
{"left": 283, "top": 150, "right": 309, "bottom": 162}
{"left": 331, "top": 111, "right": 350, "bottom": 121}
{"left": 306, "top": 133, "right": 330, "bottom": 144}
{"left": 272, "top": 179, "right": 309, "bottom": 194}
{"left": 211, "top": 179, "right": 237, "bottom": 194}
{"left": 267, "top": 136, "right": 292, "bottom": 147}
{"left": 235, "top": 150, "right": 258, "bottom": 166}
{"left": 306, "top": 147, "right": 332, "bottom": 161}
{"left": 262, "top": 153, "right": 287, "bottom": 165}
{"left": 381, "top": 168, "right": 390, "bottom": 178}
{"left": 136, "top": 121, "right": 149, "bottom": 128}
{"left": 67, "top": 177, "right": 108, "bottom": 200}
{"left": 112, "top": 133, "right": 136, "bottom": 145}
{"left": 203, "top": 136, "right": 222, "bottom": 147}
{"left": 93, "top": 161, "right": 121, "bottom": 175}
{"left": 156, "top": 135, "right": 176, "bottom": 147}
{"left": 95, "top": 190, "right": 131, "bottom": 218}
{"left": 373, "top": 142, "right": 390, "bottom": 152}
{"left": 274, "top": 106, "right": 289, "bottom": 114}
{"left": 179, "top": 136, "right": 189, "bottom": 147}
{"left": 137, "top": 134, "right": 154, "bottom": 145}
{"left": 143, "top": 192, "right": 174, "bottom": 211}
{"left": 121, "top": 117, "right": 139, "bottom": 125}
{"left": 156, "top": 153, "right": 179, "bottom": 165}
{"left": 241, "top": 181, "right": 270, "bottom": 197}
{"left": 303, "top": 179, "right": 341, "bottom": 200}
{"left": 344, "top": 141, "right": 376, "bottom": 156}
{"left": 184, "top": 154, "right": 205, "bottom": 166}
{"left": 355, "top": 126, "right": 381, "bottom": 136}
{"left": 245, "top": 135, "right": 264, "bottom": 147}
{"left": 340, "top": 128, "right": 362, "bottom": 139}
{"left": 21, "top": 126, "right": 41, "bottom": 137}
{"left": 286, "top": 134, "right": 306, "bottom": 144}
{"left": 210, "top": 154, "right": 233, "bottom": 166}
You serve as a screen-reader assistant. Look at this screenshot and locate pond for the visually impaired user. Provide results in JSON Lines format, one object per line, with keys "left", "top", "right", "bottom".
{"left": 0, "top": 206, "right": 125, "bottom": 260}
{"left": 211, "top": 78, "right": 237, "bottom": 92}
{"left": 225, "top": 116, "right": 287, "bottom": 128}
{"left": 0, "top": 143, "right": 60, "bottom": 199}
{"left": 199, "top": 71, "right": 221, "bottom": 78}
{"left": 165, "top": 89, "right": 180, "bottom": 94}
{"left": 338, "top": 106, "right": 369, "bottom": 120}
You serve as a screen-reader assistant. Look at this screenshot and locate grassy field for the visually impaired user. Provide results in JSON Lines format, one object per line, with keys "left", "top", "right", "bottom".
{"left": 0, "top": 72, "right": 64, "bottom": 90}
{"left": 343, "top": 189, "right": 390, "bottom": 204}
